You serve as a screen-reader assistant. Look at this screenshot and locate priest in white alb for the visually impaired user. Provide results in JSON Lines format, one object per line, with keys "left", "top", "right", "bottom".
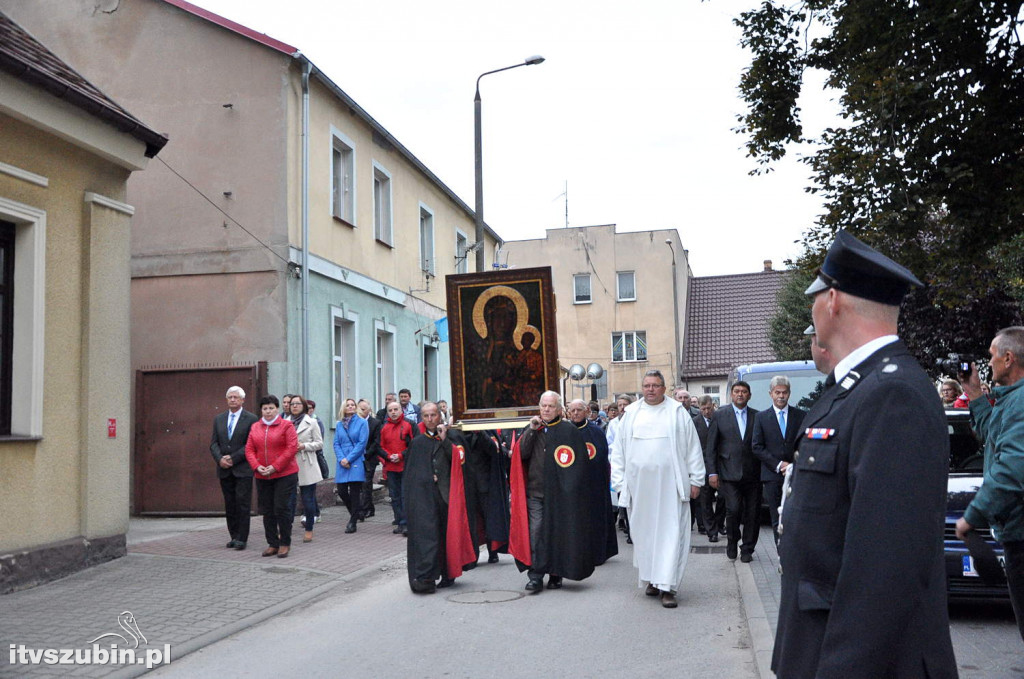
{"left": 610, "top": 369, "right": 705, "bottom": 608}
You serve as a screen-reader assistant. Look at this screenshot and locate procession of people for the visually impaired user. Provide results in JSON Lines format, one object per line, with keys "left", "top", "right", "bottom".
{"left": 207, "top": 231, "right": 1021, "bottom": 675}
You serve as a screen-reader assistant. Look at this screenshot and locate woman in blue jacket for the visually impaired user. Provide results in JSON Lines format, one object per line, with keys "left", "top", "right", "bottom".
{"left": 334, "top": 398, "right": 368, "bottom": 533}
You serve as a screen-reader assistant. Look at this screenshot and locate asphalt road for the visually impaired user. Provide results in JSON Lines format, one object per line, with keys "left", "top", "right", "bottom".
{"left": 150, "top": 539, "right": 760, "bottom": 679}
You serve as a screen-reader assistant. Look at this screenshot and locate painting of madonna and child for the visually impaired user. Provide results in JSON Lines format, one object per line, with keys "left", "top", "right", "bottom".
{"left": 445, "top": 267, "right": 560, "bottom": 423}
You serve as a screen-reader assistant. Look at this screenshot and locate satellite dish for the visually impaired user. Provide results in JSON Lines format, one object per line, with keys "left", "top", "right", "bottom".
{"left": 568, "top": 364, "right": 586, "bottom": 380}
{"left": 586, "top": 363, "right": 604, "bottom": 380}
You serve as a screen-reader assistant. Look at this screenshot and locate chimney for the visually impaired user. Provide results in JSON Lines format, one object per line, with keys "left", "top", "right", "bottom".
{"left": 763, "top": 259, "right": 773, "bottom": 272}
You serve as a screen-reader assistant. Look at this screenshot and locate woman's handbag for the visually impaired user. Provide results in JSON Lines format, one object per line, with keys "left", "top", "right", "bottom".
{"left": 316, "top": 450, "right": 330, "bottom": 480}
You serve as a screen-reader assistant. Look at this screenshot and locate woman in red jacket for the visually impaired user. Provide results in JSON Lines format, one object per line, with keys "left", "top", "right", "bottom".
{"left": 245, "top": 395, "right": 300, "bottom": 557}
{"left": 379, "top": 401, "right": 414, "bottom": 535}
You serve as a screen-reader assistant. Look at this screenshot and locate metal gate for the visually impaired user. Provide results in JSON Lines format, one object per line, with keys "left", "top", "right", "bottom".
{"left": 134, "top": 363, "right": 266, "bottom": 514}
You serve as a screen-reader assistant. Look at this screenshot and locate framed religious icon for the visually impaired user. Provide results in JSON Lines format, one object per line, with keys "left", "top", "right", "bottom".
{"left": 446, "top": 267, "right": 560, "bottom": 424}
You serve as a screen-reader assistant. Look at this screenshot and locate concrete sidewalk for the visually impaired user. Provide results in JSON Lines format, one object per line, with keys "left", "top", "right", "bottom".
{"left": 1, "top": 510, "right": 774, "bottom": 678}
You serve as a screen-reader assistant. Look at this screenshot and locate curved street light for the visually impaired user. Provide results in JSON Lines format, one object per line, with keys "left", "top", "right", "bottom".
{"left": 474, "top": 56, "right": 545, "bottom": 271}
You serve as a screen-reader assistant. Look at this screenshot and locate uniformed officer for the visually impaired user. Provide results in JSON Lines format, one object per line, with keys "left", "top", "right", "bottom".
{"left": 771, "top": 231, "right": 957, "bottom": 678}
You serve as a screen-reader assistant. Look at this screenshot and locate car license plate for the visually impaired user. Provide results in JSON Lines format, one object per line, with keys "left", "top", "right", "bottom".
{"left": 962, "top": 554, "right": 1006, "bottom": 576}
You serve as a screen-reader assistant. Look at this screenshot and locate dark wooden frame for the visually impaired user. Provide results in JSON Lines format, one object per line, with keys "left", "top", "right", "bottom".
{"left": 446, "top": 267, "right": 559, "bottom": 423}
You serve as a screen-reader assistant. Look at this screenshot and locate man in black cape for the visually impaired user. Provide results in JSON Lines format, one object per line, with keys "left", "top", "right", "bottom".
{"left": 567, "top": 399, "right": 618, "bottom": 565}
{"left": 403, "top": 403, "right": 474, "bottom": 593}
{"left": 515, "top": 390, "right": 596, "bottom": 592}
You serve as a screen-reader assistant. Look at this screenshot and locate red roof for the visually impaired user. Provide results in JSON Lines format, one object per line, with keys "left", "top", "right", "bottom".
{"left": 160, "top": 0, "right": 298, "bottom": 55}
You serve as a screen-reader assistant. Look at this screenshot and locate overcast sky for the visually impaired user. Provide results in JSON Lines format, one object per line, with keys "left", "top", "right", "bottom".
{"left": 194, "top": 0, "right": 838, "bottom": 276}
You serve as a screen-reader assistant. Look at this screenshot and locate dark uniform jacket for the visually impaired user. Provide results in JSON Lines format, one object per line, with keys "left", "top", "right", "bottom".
{"left": 772, "top": 340, "right": 957, "bottom": 678}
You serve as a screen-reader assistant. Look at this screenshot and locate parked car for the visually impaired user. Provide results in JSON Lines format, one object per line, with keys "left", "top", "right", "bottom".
{"left": 944, "top": 408, "right": 1008, "bottom": 599}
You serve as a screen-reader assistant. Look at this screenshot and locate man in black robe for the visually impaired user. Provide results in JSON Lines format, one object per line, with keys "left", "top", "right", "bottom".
{"left": 567, "top": 399, "right": 618, "bottom": 566}
{"left": 404, "top": 402, "right": 472, "bottom": 593}
{"left": 516, "top": 391, "right": 596, "bottom": 592}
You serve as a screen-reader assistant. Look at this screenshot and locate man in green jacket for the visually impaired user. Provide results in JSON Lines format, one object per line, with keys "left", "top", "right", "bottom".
{"left": 956, "top": 325, "right": 1024, "bottom": 643}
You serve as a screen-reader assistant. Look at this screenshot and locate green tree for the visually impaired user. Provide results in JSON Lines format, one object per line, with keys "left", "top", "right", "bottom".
{"left": 768, "top": 268, "right": 815, "bottom": 361}
{"left": 733, "top": 1, "right": 1024, "bottom": 365}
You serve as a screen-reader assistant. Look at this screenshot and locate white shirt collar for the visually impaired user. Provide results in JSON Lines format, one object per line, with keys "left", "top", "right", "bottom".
{"left": 773, "top": 405, "right": 788, "bottom": 416}
{"left": 833, "top": 335, "right": 899, "bottom": 383}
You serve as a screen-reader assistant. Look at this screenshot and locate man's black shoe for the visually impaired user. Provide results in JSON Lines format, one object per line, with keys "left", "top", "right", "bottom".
{"left": 727, "top": 544, "right": 738, "bottom": 560}
{"left": 234, "top": 541, "right": 246, "bottom": 551}
{"left": 546, "top": 575, "right": 563, "bottom": 589}
{"left": 226, "top": 540, "right": 238, "bottom": 549}
{"left": 437, "top": 577, "right": 455, "bottom": 588}
{"left": 740, "top": 553, "right": 753, "bottom": 563}
{"left": 393, "top": 525, "right": 404, "bottom": 534}
{"left": 411, "top": 579, "right": 436, "bottom": 594}
{"left": 525, "top": 578, "right": 544, "bottom": 593}
{"left": 488, "top": 553, "right": 500, "bottom": 564}
{"left": 708, "top": 533, "right": 719, "bottom": 543}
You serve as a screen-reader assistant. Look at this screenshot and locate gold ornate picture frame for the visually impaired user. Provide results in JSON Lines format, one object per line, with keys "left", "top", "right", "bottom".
{"left": 445, "top": 267, "right": 559, "bottom": 423}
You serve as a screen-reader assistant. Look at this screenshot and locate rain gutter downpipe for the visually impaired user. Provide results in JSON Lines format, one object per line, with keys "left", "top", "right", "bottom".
{"left": 300, "top": 58, "right": 311, "bottom": 396}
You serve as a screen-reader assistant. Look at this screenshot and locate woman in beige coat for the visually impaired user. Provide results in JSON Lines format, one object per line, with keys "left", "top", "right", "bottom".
{"left": 289, "top": 395, "right": 324, "bottom": 543}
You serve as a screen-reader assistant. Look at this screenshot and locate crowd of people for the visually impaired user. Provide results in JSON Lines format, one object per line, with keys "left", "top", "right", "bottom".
{"left": 207, "top": 230, "right": 1024, "bottom": 674}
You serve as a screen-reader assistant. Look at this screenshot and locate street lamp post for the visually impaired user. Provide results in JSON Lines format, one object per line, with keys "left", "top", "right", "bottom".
{"left": 665, "top": 239, "right": 681, "bottom": 385}
{"left": 474, "top": 55, "right": 545, "bottom": 271}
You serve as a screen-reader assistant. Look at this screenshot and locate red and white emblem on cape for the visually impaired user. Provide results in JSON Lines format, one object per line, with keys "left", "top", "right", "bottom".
{"left": 585, "top": 442, "right": 596, "bottom": 460}
{"left": 554, "top": 444, "right": 575, "bottom": 468}
{"left": 454, "top": 444, "right": 466, "bottom": 464}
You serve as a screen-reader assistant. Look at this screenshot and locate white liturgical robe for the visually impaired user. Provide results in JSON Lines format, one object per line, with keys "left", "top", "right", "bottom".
{"left": 610, "top": 397, "right": 705, "bottom": 592}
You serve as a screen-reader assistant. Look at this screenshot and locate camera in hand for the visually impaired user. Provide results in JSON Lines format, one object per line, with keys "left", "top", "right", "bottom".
{"left": 936, "top": 353, "right": 972, "bottom": 375}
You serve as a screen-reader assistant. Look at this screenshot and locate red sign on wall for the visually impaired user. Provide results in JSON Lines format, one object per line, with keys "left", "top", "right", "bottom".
{"left": 107, "top": 419, "right": 117, "bottom": 438}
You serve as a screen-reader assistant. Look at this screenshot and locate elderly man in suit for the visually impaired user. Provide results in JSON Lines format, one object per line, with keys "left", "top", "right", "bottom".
{"left": 752, "top": 376, "right": 806, "bottom": 550}
{"left": 706, "top": 381, "right": 760, "bottom": 562}
{"left": 210, "top": 386, "right": 258, "bottom": 550}
{"left": 772, "top": 231, "right": 955, "bottom": 678}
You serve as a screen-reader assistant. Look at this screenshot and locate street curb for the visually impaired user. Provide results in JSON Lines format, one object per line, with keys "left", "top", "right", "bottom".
{"left": 106, "top": 551, "right": 406, "bottom": 678}
{"left": 735, "top": 560, "right": 774, "bottom": 679}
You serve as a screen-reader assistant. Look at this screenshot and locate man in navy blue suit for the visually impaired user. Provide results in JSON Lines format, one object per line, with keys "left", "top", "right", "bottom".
{"left": 706, "top": 381, "right": 759, "bottom": 562}
{"left": 752, "top": 376, "right": 806, "bottom": 550}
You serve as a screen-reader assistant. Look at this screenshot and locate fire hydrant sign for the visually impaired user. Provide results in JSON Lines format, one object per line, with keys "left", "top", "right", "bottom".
{"left": 107, "top": 419, "right": 116, "bottom": 438}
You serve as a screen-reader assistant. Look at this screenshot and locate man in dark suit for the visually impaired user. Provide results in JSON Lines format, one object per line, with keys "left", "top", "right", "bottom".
{"left": 772, "top": 231, "right": 956, "bottom": 678}
{"left": 706, "top": 381, "right": 760, "bottom": 561}
{"left": 376, "top": 392, "right": 397, "bottom": 423}
{"left": 693, "top": 396, "right": 724, "bottom": 541}
{"left": 210, "top": 386, "right": 258, "bottom": 550}
{"left": 752, "top": 376, "right": 806, "bottom": 549}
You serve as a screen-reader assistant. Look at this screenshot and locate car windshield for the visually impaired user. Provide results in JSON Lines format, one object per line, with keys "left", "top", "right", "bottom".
{"left": 743, "top": 372, "right": 828, "bottom": 412}
{"left": 949, "top": 416, "right": 983, "bottom": 473}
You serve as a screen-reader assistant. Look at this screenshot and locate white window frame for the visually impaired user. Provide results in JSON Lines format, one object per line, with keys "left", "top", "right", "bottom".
{"left": 422, "top": 335, "right": 439, "bottom": 402}
{"left": 455, "top": 229, "right": 469, "bottom": 275}
{"left": 419, "top": 202, "right": 435, "bottom": 275}
{"left": 372, "top": 161, "right": 393, "bottom": 245}
{"left": 611, "top": 330, "right": 648, "bottom": 363}
{"left": 616, "top": 271, "right": 636, "bottom": 302}
{"left": 329, "top": 126, "right": 356, "bottom": 225}
{"left": 331, "top": 306, "right": 359, "bottom": 421}
{"left": 374, "top": 319, "right": 397, "bottom": 407}
{"left": 0, "top": 196, "right": 45, "bottom": 437}
{"left": 573, "top": 273, "right": 592, "bottom": 304}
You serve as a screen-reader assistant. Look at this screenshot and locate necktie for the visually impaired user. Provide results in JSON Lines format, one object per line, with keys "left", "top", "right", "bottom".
{"left": 778, "top": 409, "right": 787, "bottom": 437}
{"left": 228, "top": 412, "right": 236, "bottom": 439}
{"left": 737, "top": 407, "right": 746, "bottom": 433}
